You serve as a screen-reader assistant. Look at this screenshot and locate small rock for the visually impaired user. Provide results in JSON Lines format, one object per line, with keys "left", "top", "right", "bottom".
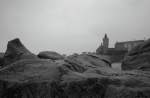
{"left": 38, "top": 51, "right": 64, "bottom": 60}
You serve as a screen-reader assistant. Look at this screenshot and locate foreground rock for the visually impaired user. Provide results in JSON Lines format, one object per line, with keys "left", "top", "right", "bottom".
{"left": 0, "top": 38, "right": 150, "bottom": 98}
{"left": 122, "top": 39, "right": 150, "bottom": 71}
{"left": 0, "top": 61, "right": 150, "bottom": 98}
{"left": 38, "top": 51, "right": 64, "bottom": 60}
{"left": 2, "top": 38, "right": 38, "bottom": 66}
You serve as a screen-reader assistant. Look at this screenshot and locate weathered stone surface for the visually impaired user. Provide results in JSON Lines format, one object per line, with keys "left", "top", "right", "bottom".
{"left": 122, "top": 39, "right": 150, "bottom": 71}
{"left": 0, "top": 38, "right": 150, "bottom": 98}
{"left": 67, "top": 53, "right": 111, "bottom": 68}
{"left": 0, "top": 53, "right": 4, "bottom": 66}
{"left": 55, "top": 53, "right": 111, "bottom": 73}
{"left": 38, "top": 51, "right": 64, "bottom": 60}
{"left": 0, "top": 59, "right": 61, "bottom": 98}
{"left": 2, "top": 38, "right": 38, "bottom": 66}
{"left": 0, "top": 63, "right": 150, "bottom": 98}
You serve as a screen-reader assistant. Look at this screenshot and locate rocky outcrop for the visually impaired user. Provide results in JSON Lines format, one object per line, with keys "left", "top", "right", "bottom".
{"left": 0, "top": 38, "right": 150, "bottom": 98}
{"left": 38, "top": 51, "right": 64, "bottom": 60}
{"left": 2, "top": 38, "right": 38, "bottom": 66}
{"left": 122, "top": 39, "right": 150, "bottom": 71}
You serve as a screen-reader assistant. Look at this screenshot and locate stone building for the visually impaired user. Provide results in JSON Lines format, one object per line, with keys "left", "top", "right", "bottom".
{"left": 96, "top": 34, "right": 145, "bottom": 62}
{"left": 115, "top": 40, "right": 144, "bottom": 51}
{"left": 96, "top": 34, "right": 109, "bottom": 54}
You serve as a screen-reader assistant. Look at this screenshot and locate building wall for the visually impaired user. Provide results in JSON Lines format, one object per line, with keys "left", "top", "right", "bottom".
{"left": 115, "top": 43, "right": 126, "bottom": 50}
{"left": 115, "top": 40, "right": 144, "bottom": 51}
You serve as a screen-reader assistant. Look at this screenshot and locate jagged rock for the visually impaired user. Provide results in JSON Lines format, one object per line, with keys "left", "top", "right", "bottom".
{"left": 2, "top": 38, "right": 38, "bottom": 66}
{"left": 122, "top": 39, "right": 150, "bottom": 71}
{"left": 38, "top": 51, "right": 64, "bottom": 60}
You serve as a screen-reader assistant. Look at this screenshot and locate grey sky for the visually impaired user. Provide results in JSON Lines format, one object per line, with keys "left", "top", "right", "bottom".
{"left": 0, "top": 0, "right": 150, "bottom": 54}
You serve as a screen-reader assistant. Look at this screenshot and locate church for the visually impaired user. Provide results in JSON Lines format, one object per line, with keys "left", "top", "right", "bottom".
{"left": 96, "top": 34, "right": 145, "bottom": 62}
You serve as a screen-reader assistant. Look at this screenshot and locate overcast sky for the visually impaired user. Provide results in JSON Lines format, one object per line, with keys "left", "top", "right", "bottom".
{"left": 0, "top": 0, "right": 150, "bottom": 54}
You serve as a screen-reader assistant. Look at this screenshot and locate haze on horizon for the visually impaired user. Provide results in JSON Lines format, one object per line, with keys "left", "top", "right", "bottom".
{"left": 0, "top": 0, "right": 150, "bottom": 55}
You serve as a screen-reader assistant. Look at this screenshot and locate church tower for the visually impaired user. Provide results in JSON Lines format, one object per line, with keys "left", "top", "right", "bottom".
{"left": 103, "top": 34, "right": 109, "bottom": 50}
{"left": 96, "top": 33, "right": 109, "bottom": 54}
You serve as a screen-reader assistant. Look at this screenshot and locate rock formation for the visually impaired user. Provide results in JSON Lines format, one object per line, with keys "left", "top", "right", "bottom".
{"left": 66, "top": 53, "right": 111, "bottom": 68}
{"left": 2, "top": 38, "right": 38, "bottom": 66}
{"left": 122, "top": 39, "right": 150, "bottom": 71}
{"left": 0, "top": 38, "right": 150, "bottom": 98}
{"left": 38, "top": 51, "right": 64, "bottom": 60}
{"left": 0, "top": 53, "right": 4, "bottom": 66}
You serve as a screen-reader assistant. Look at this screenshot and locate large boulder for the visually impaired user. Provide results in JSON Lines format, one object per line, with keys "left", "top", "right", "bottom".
{"left": 38, "top": 51, "right": 64, "bottom": 60}
{"left": 66, "top": 53, "right": 111, "bottom": 68}
{"left": 2, "top": 38, "right": 38, "bottom": 66}
{"left": 55, "top": 53, "right": 111, "bottom": 73}
{"left": 122, "top": 39, "right": 150, "bottom": 71}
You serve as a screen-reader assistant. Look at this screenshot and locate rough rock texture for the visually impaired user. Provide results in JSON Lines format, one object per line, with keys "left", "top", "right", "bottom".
{"left": 38, "top": 51, "right": 64, "bottom": 60}
{"left": 66, "top": 53, "right": 111, "bottom": 68}
{"left": 0, "top": 53, "right": 4, "bottom": 66}
{"left": 0, "top": 62, "right": 150, "bottom": 98}
{"left": 122, "top": 39, "right": 150, "bottom": 71}
{"left": 2, "top": 38, "right": 38, "bottom": 66}
{"left": 0, "top": 38, "right": 150, "bottom": 98}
